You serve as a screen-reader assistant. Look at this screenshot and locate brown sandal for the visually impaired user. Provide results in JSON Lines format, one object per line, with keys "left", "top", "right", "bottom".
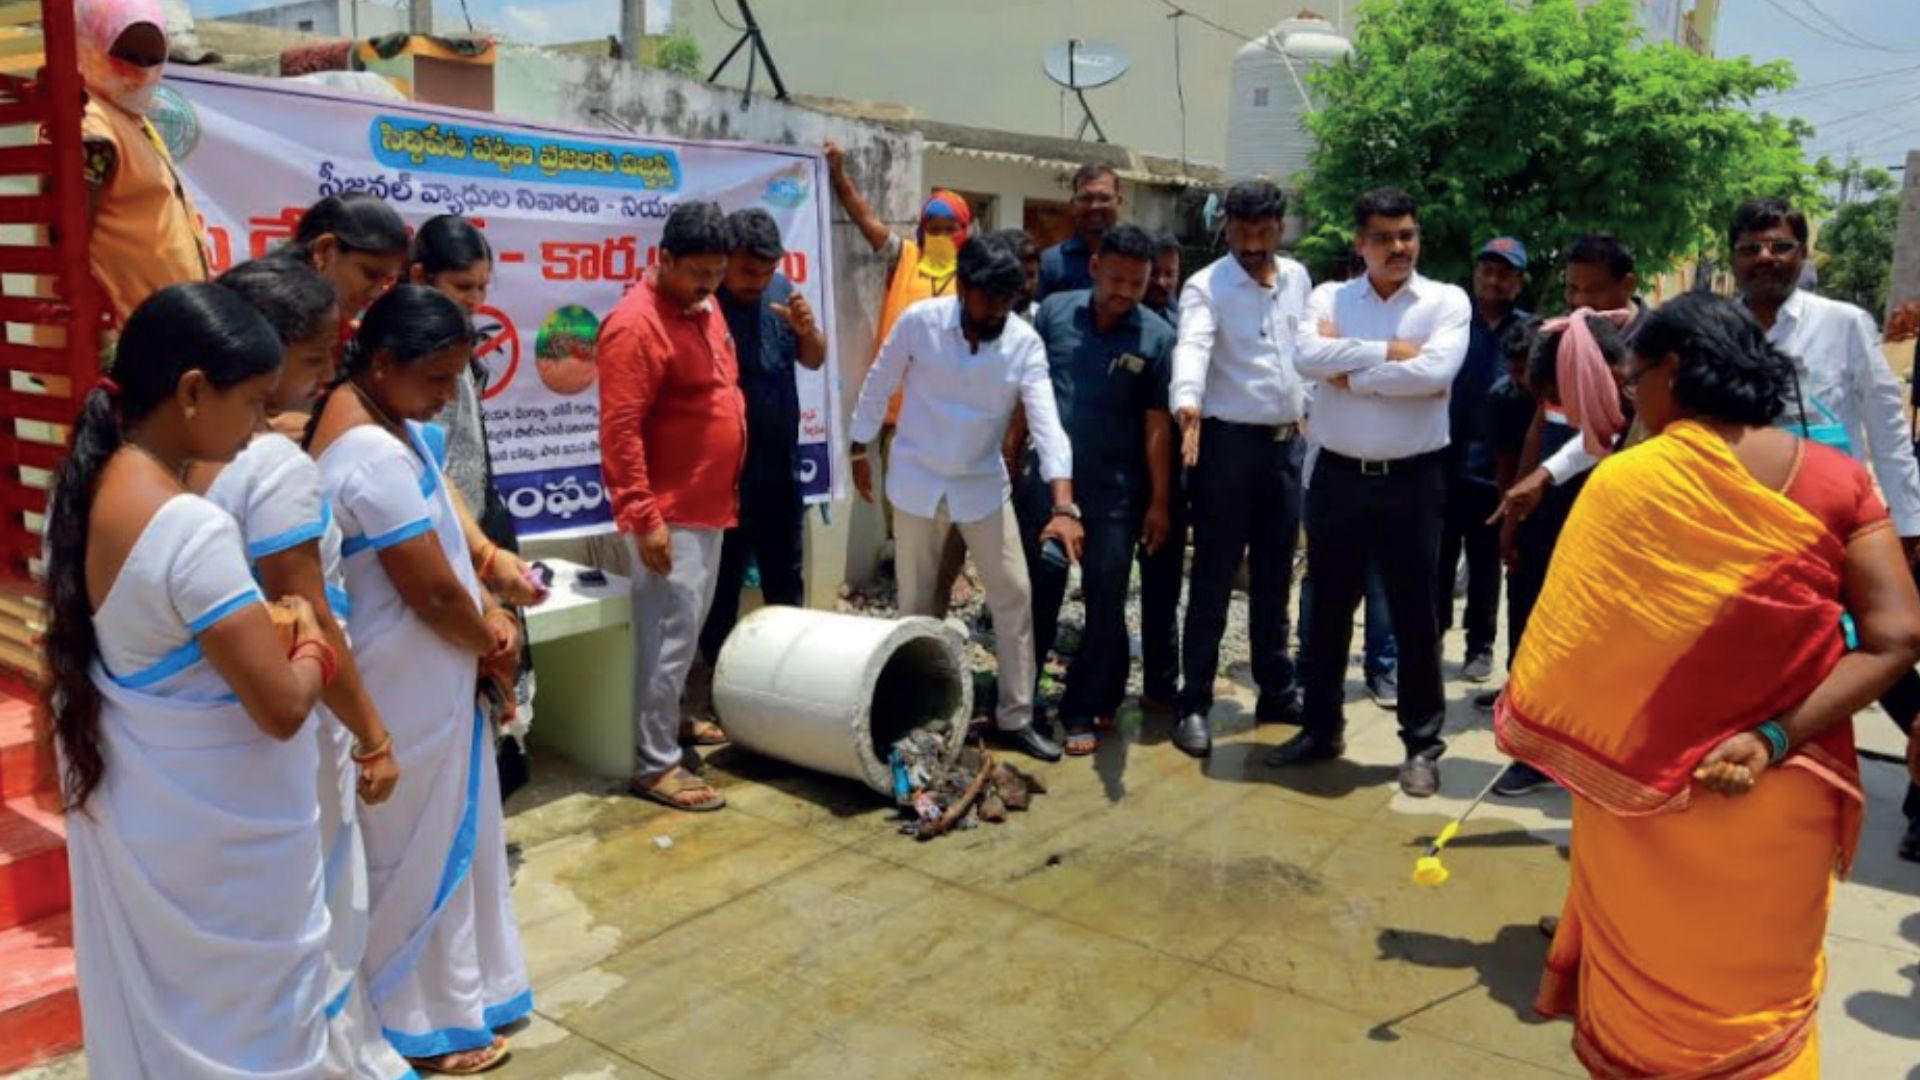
{"left": 630, "top": 766, "right": 727, "bottom": 812}
{"left": 411, "top": 1036, "right": 510, "bottom": 1075}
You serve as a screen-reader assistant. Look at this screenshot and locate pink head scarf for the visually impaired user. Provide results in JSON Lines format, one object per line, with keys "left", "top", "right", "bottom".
{"left": 1545, "top": 306, "right": 1635, "bottom": 457}
{"left": 77, "top": 0, "right": 167, "bottom": 115}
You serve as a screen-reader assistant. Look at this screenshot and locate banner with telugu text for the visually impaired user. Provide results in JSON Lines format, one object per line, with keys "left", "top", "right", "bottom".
{"left": 152, "top": 68, "right": 841, "bottom": 539}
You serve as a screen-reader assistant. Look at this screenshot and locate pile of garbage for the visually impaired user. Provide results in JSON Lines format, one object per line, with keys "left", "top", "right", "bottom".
{"left": 889, "top": 727, "right": 1046, "bottom": 841}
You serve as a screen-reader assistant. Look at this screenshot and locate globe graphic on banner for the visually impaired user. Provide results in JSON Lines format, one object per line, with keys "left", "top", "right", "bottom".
{"left": 148, "top": 85, "right": 202, "bottom": 164}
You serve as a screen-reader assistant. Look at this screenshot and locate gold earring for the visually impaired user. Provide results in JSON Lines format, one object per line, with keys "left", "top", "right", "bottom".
{"left": 185, "top": 405, "right": 196, "bottom": 420}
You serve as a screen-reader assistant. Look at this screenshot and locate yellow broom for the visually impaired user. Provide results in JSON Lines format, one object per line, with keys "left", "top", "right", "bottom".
{"left": 1411, "top": 769, "right": 1508, "bottom": 887}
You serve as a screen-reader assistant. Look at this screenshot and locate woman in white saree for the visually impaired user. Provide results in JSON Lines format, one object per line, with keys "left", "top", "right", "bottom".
{"left": 198, "top": 256, "right": 412, "bottom": 1079}
{"left": 42, "top": 283, "right": 340, "bottom": 1077}
{"left": 306, "top": 284, "right": 531, "bottom": 1075}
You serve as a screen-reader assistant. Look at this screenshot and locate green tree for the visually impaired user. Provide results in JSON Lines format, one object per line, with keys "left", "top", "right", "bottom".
{"left": 1297, "top": 0, "right": 1820, "bottom": 302}
{"left": 650, "top": 32, "right": 703, "bottom": 80}
{"left": 1818, "top": 159, "right": 1899, "bottom": 317}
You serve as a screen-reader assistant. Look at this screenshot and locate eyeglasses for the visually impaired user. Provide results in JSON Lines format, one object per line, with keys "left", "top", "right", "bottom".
{"left": 1618, "top": 357, "right": 1667, "bottom": 401}
{"left": 1733, "top": 239, "right": 1801, "bottom": 259}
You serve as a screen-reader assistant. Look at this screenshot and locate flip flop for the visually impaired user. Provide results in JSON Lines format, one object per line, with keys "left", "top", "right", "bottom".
{"left": 412, "top": 1038, "right": 510, "bottom": 1075}
{"left": 680, "top": 718, "right": 729, "bottom": 746}
{"left": 1064, "top": 728, "right": 1099, "bottom": 757}
{"left": 630, "top": 766, "right": 727, "bottom": 812}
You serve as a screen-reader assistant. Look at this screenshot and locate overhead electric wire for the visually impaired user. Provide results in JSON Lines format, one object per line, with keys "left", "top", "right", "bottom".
{"left": 1756, "top": 0, "right": 1920, "bottom": 55}
{"left": 1787, "top": 0, "right": 1920, "bottom": 55}
{"left": 1150, "top": 0, "right": 1319, "bottom": 112}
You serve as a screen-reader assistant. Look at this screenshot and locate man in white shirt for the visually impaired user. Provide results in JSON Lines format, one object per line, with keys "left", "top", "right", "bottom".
{"left": 1167, "top": 180, "right": 1313, "bottom": 757}
{"left": 849, "top": 238, "right": 1084, "bottom": 762}
{"left": 1732, "top": 196, "right": 1920, "bottom": 860}
{"left": 1276, "top": 187, "right": 1471, "bottom": 797}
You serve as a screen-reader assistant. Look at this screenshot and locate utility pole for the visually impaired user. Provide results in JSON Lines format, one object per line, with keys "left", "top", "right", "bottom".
{"left": 409, "top": 0, "right": 431, "bottom": 35}
{"left": 620, "top": 0, "right": 645, "bottom": 65}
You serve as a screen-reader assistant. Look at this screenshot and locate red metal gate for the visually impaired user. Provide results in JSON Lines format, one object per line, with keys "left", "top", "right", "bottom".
{"left": 0, "top": 1, "right": 100, "bottom": 698}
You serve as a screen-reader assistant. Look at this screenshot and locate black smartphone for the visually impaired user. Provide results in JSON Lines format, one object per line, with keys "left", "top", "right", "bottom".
{"left": 577, "top": 568, "right": 608, "bottom": 586}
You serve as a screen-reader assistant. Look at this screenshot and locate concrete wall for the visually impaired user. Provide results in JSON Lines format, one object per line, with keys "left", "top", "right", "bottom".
{"left": 669, "top": 0, "right": 1271, "bottom": 167}
{"left": 492, "top": 46, "right": 924, "bottom": 598}
{"left": 1891, "top": 150, "right": 1920, "bottom": 318}
{"left": 667, "top": 0, "right": 1719, "bottom": 171}
{"left": 924, "top": 149, "right": 1187, "bottom": 240}
{"left": 222, "top": 0, "right": 406, "bottom": 38}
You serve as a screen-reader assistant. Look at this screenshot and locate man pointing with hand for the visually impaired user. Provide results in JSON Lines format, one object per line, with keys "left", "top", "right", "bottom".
{"left": 1166, "top": 180, "right": 1312, "bottom": 757}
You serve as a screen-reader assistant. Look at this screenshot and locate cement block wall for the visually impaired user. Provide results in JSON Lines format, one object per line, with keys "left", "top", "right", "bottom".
{"left": 1891, "top": 150, "right": 1920, "bottom": 317}
{"left": 491, "top": 47, "right": 924, "bottom": 600}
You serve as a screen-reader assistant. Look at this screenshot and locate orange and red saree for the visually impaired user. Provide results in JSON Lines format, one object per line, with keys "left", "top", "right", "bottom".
{"left": 1495, "top": 421, "right": 1885, "bottom": 1079}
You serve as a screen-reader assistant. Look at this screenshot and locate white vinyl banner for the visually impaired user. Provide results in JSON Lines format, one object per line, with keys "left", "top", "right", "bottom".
{"left": 153, "top": 68, "right": 840, "bottom": 539}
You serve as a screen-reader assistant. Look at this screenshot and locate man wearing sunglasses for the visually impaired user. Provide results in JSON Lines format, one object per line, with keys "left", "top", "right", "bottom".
{"left": 1038, "top": 164, "right": 1125, "bottom": 301}
{"left": 1734, "top": 197, "right": 1920, "bottom": 861}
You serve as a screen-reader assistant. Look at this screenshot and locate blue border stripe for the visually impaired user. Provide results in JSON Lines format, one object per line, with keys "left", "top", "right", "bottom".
{"left": 483, "top": 989, "right": 533, "bottom": 1030}
{"left": 341, "top": 517, "right": 432, "bottom": 558}
{"left": 368, "top": 708, "right": 485, "bottom": 1008}
{"left": 187, "top": 588, "right": 264, "bottom": 633}
{"left": 325, "top": 583, "right": 352, "bottom": 621}
{"left": 246, "top": 517, "right": 327, "bottom": 561}
{"left": 380, "top": 987, "right": 532, "bottom": 1059}
{"left": 109, "top": 588, "right": 262, "bottom": 690}
{"left": 431, "top": 706, "right": 485, "bottom": 908}
{"left": 112, "top": 640, "right": 204, "bottom": 689}
{"left": 324, "top": 979, "right": 353, "bottom": 1020}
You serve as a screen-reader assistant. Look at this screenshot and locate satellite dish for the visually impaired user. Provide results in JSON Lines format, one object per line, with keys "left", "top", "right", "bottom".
{"left": 1042, "top": 40, "right": 1130, "bottom": 143}
{"left": 1043, "top": 40, "right": 1131, "bottom": 90}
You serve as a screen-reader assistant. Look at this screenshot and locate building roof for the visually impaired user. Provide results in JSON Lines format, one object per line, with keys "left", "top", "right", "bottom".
{"left": 795, "top": 94, "right": 1223, "bottom": 190}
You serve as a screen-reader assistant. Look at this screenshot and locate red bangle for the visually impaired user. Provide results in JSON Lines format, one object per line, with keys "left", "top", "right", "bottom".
{"left": 478, "top": 544, "right": 499, "bottom": 581}
{"left": 291, "top": 639, "right": 338, "bottom": 688}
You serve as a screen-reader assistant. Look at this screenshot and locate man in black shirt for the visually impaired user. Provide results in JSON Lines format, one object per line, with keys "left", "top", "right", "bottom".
{"left": 1440, "top": 238, "right": 1529, "bottom": 683}
{"left": 697, "top": 209, "right": 825, "bottom": 664}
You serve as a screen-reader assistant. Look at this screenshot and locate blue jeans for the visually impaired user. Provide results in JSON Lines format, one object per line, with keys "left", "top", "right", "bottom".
{"left": 1296, "top": 552, "right": 1396, "bottom": 678}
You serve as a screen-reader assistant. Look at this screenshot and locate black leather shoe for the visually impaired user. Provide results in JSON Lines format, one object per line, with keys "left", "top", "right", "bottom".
{"left": 1170, "top": 713, "right": 1209, "bottom": 757}
{"left": 1264, "top": 730, "right": 1346, "bottom": 767}
{"left": 1900, "top": 819, "right": 1920, "bottom": 864}
{"left": 1255, "top": 686, "right": 1303, "bottom": 725}
{"left": 994, "top": 723, "right": 1063, "bottom": 763}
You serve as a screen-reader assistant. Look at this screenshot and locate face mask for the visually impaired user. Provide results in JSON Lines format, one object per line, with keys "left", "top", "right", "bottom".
{"left": 84, "top": 52, "right": 163, "bottom": 115}
{"left": 921, "top": 235, "right": 958, "bottom": 277}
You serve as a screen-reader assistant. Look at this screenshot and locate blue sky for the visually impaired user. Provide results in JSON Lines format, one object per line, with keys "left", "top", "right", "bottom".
{"left": 190, "top": 0, "right": 1920, "bottom": 169}
{"left": 1720, "top": 0, "right": 1920, "bottom": 170}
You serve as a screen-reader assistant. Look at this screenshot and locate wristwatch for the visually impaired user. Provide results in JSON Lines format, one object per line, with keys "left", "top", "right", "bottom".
{"left": 1051, "top": 502, "right": 1082, "bottom": 521}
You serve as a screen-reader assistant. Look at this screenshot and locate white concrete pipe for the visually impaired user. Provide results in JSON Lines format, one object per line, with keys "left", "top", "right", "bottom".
{"left": 712, "top": 607, "right": 973, "bottom": 796}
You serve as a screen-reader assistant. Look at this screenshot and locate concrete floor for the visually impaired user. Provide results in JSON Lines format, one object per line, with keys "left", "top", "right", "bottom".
{"left": 489, "top": 650, "right": 1920, "bottom": 1080}
{"left": 16, "top": 640, "right": 1920, "bottom": 1080}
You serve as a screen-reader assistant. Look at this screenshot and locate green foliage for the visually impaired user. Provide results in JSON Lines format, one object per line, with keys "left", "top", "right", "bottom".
{"left": 1818, "top": 160, "right": 1900, "bottom": 317}
{"left": 651, "top": 32, "right": 703, "bottom": 79}
{"left": 1298, "top": 0, "right": 1819, "bottom": 302}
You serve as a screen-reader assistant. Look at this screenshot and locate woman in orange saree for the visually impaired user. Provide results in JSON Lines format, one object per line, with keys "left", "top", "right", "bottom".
{"left": 1496, "top": 293, "right": 1920, "bottom": 1079}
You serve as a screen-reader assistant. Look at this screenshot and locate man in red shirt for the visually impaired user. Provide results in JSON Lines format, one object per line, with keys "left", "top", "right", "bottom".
{"left": 599, "top": 202, "right": 744, "bottom": 812}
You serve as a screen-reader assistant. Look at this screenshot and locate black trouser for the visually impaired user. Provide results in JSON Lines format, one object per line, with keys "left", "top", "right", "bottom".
{"left": 1024, "top": 516, "right": 1138, "bottom": 725}
{"left": 698, "top": 471, "right": 805, "bottom": 664}
{"left": 1505, "top": 474, "right": 1585, "bottom": 670}
{"left": 1137, "top": 461, "right": 1189, "bottom": 700}
{"left": 1302, "top": 449, "right": 1447, "bottom": 757}
{"left": 1438, "top": 477, "right": 1502, "bottom": 660}
{"left": 1876, "top": 553, "right": 1920, "bottom": 824}
{"left": 1181, "top": 420, "right": 1304, "bottom": 716}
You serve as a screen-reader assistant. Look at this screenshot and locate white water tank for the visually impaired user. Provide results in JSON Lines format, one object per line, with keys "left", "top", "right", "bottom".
{"left": 1225, "top": 14, "right": 1353, "bottom": 188}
